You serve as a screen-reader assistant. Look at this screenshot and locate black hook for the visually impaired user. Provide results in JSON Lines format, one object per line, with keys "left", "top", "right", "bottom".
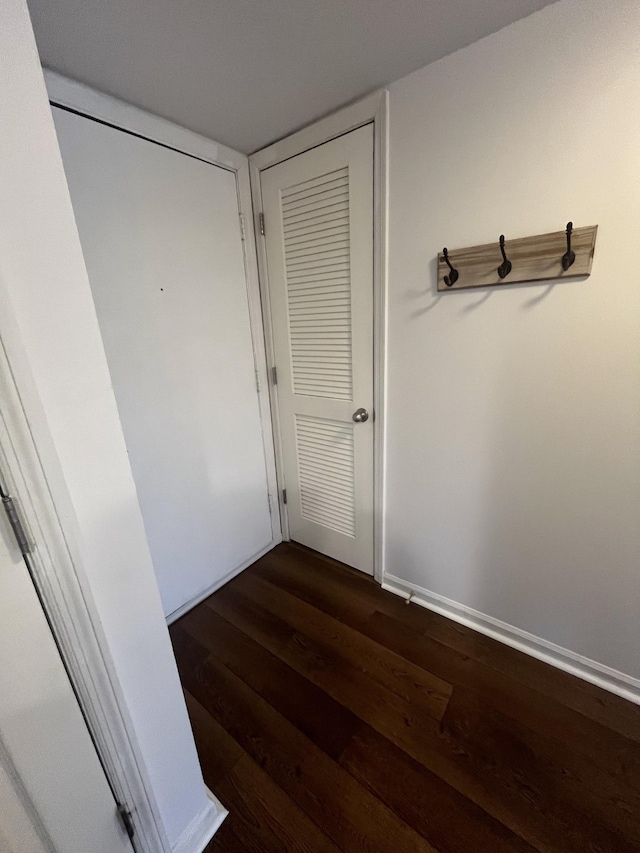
{"left": 562, "top": 221, "right": 576, "bottom": 271}
{"left": 497, "top": 235, "right": 512, "bottom": 279}
{"left": 442, "top": 248, "right": 459, "bottom": 287}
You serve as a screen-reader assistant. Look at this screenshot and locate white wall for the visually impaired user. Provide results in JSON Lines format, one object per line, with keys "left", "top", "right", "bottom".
{"left": 0, "top": 0, "right": 217, "bottom": 846}
{"left": 385, "top": 0, "right": 640, "bottom": 681}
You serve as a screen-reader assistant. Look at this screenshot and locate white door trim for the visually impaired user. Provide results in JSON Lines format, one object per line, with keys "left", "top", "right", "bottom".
{"left": 249, "top": 90, "right": 388, "bottom": 582}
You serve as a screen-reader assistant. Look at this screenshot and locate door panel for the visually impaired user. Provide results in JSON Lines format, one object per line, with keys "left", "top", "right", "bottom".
{"left": 262, "top": 125, "right": 374, "bottom": 573}
{"left": 0, "top": 475, "right": 132, "bottom": 852}
{"left": 52, "top": 106, "right": 274, "bottom": 618}
{"left": 296, "top": 415, "right": 356, "bottom": 536}
{"left": 283, "top": 166, "right": 353, "bottom": 401}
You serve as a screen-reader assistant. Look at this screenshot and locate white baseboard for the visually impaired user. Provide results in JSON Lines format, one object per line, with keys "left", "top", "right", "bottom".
{"left": 382, "top": 572, "right": 640, "bottom": 706}
{"left": 172, "top": 788, "right": 228, "bottom": 853}
{"left": 166, "top": 538, "right": 281, "bottom": 625}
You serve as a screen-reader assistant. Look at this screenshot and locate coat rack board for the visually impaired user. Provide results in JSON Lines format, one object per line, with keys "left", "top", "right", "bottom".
{"left": 437, "top": 224, "right": 598, "bottom": 292}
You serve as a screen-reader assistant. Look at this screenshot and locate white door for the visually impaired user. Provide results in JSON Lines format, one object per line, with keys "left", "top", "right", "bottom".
{"left": 53, "top": 106, "right": 274, "bottom": 618}
{"left": 0, "top": 475, "right": 132, "bottom": 851}
{"left": 261, "top": 125, "right": 374, "bottom": 573}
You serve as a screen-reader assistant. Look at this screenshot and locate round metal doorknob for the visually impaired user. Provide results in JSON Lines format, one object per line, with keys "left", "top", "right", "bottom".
{"left": 352, "top": 408, "right": 369, "bottom": 423}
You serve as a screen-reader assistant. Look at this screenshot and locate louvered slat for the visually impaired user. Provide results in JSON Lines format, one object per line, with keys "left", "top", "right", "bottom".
{"left": 295, "top": 415, "right": 356, "bottom": 537}
{"left": 282, "top": 171, "right": 348, "bottom": 199}
{"left": 287, "top": 264, "right": 350, "bottom": 279}
{"left": 285, "top": 224, "right": 348, "bottom": 247}
{"left": 282, "top": 166, "right": 352, "bottom": 401}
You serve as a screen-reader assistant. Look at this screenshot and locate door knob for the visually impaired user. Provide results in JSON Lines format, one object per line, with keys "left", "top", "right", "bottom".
{"left": 352, "top": 408, "right": 369, "bottom": 423}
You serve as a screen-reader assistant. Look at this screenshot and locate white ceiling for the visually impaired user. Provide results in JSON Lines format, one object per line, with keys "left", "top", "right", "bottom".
{"left": 28, "top": 0, "right": 556, "bottom": 154}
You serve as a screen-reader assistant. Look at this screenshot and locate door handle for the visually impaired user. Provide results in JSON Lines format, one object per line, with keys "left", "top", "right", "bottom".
{"left": 352, "top": 408, "right": 369, "bottom": 423}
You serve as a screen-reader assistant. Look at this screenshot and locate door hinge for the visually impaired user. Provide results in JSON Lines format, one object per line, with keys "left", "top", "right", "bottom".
{"left": 271, "top": 366, "right": 278, "bottom": 385}
{"left": 282, "top": 488, "right": 287, "bottom": 505}
{"left": 259, "top": 212, "right": 265, "bottom": 236}
{"left": 255, "top": 368, "right": 260, "bottom": 393}
{"left": 117, "top": 803, "right": 135, "bottom": 842}
{"left": 239, "top": 212, "right": 246, "bottom": 241}
{"left": 0, "top": 488, "right": 31, "bottom": 557}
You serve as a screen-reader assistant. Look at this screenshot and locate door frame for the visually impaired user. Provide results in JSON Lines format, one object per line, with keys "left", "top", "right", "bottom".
{"left": 249, "top": 90, "right": 388, "bottom": 582}
{"left": 0, "top": 311, "right": 160, "bottom": 851}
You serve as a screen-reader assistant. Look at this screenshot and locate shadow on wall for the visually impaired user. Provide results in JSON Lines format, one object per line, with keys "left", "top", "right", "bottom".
{"left": 471, "top": 274, "right": 640, "bottom": 674}
{"left": 388, "top": 224, "right": 640, "bottom": 679}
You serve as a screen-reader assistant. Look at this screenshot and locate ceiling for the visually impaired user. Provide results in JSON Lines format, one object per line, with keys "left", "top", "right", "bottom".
{"left": 28, "top": 0, "right": 556, "bottom": 154}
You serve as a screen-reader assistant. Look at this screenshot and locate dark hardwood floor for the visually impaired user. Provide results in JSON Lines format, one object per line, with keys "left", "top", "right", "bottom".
{"left": 169, "top": 542, "right": 640, "bottom": 852}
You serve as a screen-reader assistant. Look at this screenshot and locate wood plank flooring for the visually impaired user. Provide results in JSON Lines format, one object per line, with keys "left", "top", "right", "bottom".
{"left": 169, "top": 543, "right": 640, "bottom": 852}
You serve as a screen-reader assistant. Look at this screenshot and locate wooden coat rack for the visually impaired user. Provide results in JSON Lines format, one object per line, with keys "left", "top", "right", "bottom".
{"left": 437, "top": 223, "right": 598, "bottom": 292}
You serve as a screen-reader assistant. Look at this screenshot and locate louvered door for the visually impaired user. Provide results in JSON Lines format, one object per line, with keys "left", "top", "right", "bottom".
{"left": 261, "top": 125, "right": 374, "bottom": 573}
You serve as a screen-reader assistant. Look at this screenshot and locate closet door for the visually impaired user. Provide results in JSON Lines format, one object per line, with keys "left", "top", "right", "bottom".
{"left": 53, "top": 106, "right": 273, "bottom": 618}
{"left": 261, "top": 125, "right": 374, "bottom": 573}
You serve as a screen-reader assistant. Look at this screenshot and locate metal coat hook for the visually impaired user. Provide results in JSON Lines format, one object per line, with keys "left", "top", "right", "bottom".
{"left": 442, "top": 248, "right": 459, "bottom": 287}
{"left": 437, "top": 223, "right": 597, "bottom": 292}
{"left": 562, "top": 221, "right": 576, "bottom": 271}
{"left": 497, "top": 234, "right": 512, "bottom": 279}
